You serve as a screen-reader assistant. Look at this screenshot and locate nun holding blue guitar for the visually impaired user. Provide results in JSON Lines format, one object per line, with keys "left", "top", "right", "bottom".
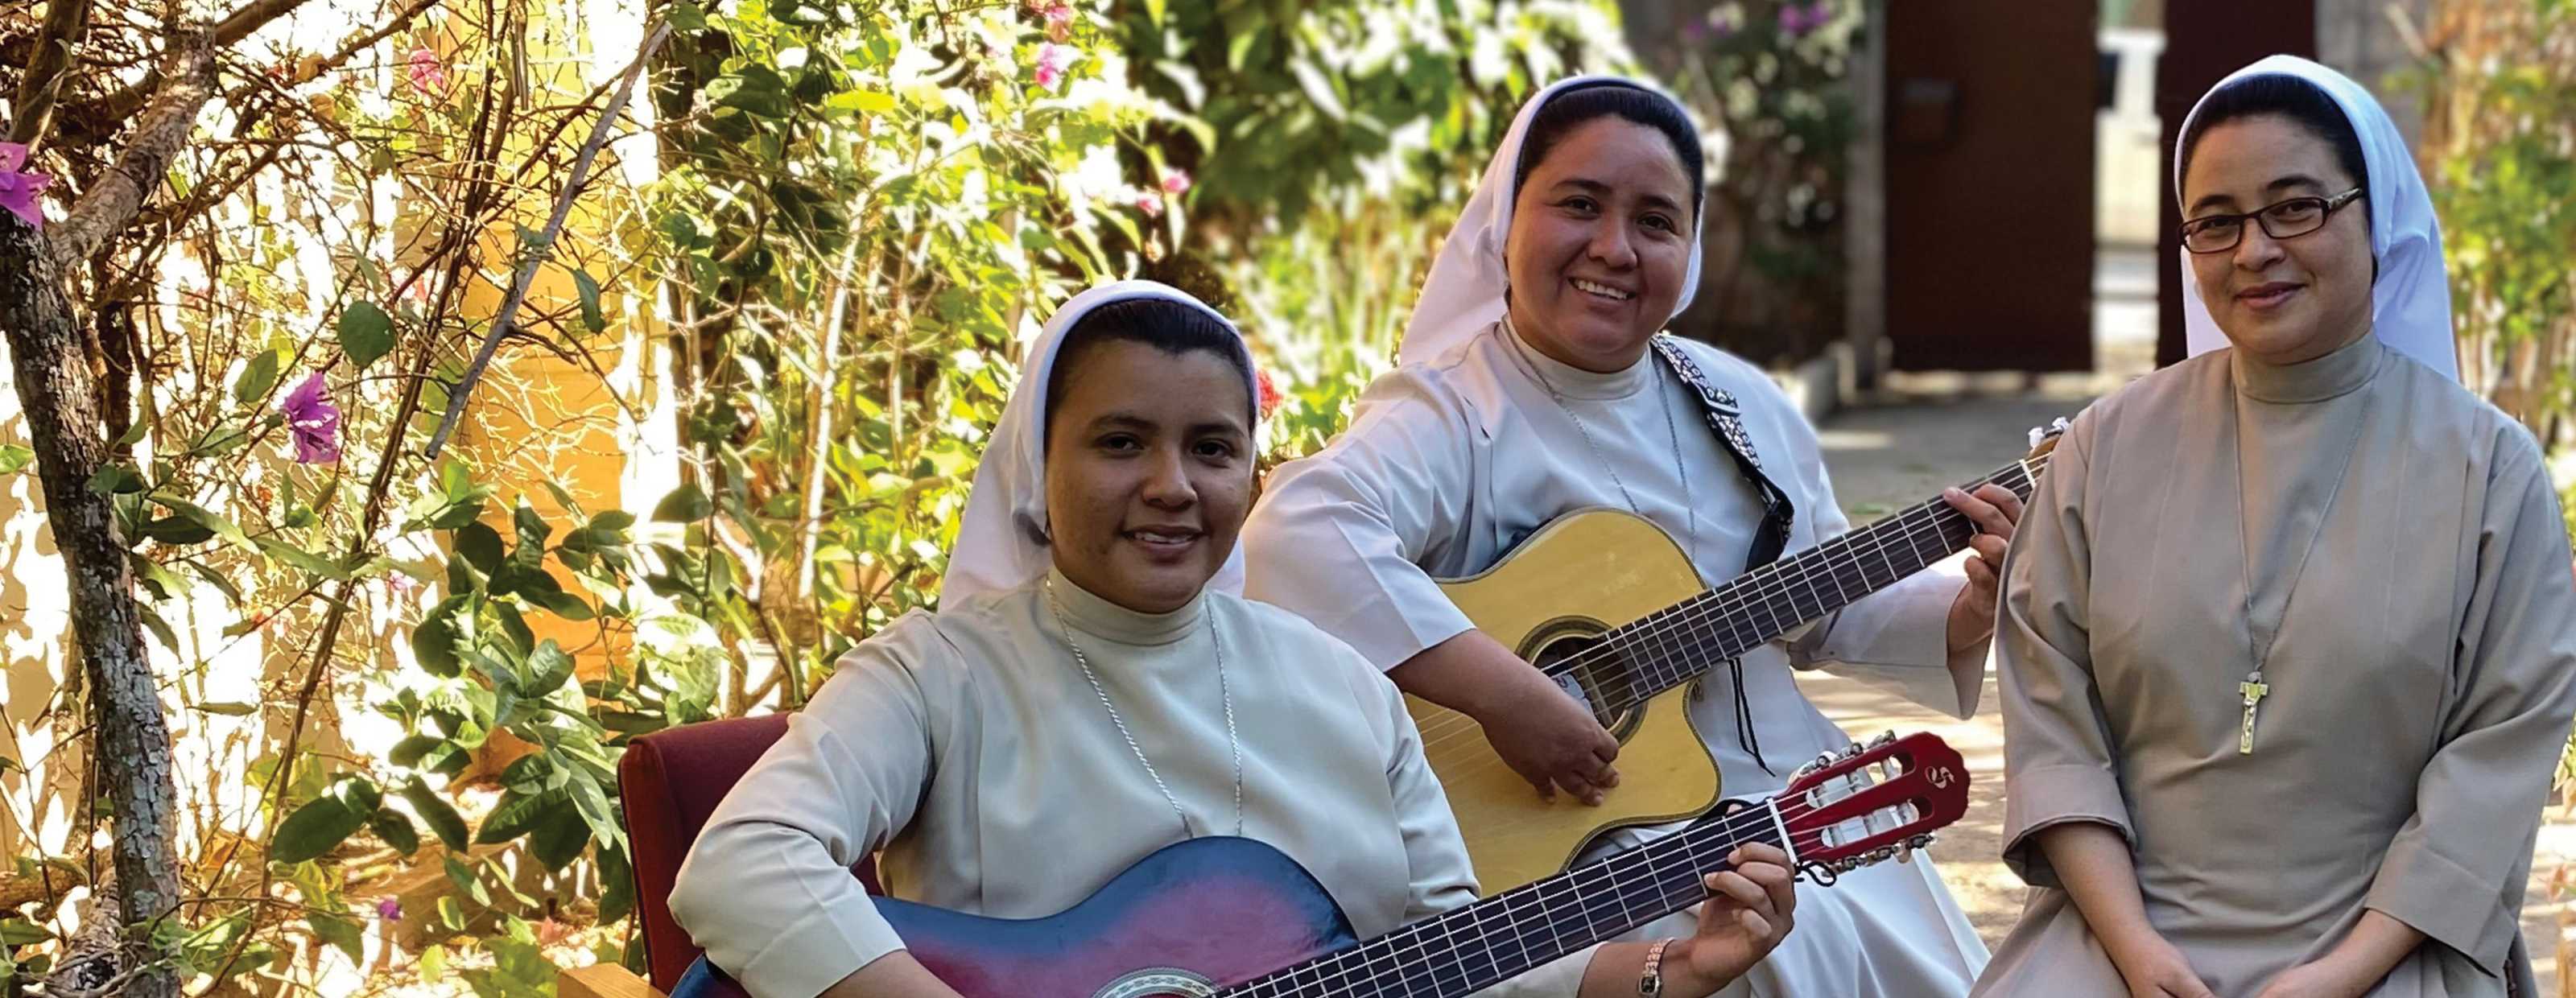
{"left": 658, "top": 281, "right": 1968, "bottom": 998}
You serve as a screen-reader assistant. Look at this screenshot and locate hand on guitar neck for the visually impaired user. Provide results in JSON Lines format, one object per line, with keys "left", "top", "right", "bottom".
{"left": 1392, "top": 629, "right": 1621, "bottom": 804}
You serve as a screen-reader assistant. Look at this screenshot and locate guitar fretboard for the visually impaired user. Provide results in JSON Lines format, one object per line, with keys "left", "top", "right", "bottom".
{"left": 1219, "top": 800, "right": 1792, "bottom": 997}
{"left": 1583, "top": 452, "right": 2050, "bottom": 717}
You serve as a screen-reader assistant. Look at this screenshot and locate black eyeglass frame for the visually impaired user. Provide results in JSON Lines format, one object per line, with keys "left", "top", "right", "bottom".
{"left": 2179, "top": 187, "right": 2367, "bottom": 254}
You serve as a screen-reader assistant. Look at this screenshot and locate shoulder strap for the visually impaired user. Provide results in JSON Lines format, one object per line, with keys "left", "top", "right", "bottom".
{"left": 1649, "top": 336, "right": 1796, "bottom": 572}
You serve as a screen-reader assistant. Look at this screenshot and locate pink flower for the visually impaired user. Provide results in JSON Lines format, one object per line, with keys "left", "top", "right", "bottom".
{"left": 0, "top": 142, "right": 52, "bottom": 231}
{"left": 1159, "top": 169, "right": 1191, "bottom": 195}
{"left": 1133, "top": 188, "right": 1163, "bottom": 217}
{"left": 1255, "top": 368, "right": 1282, "bottom": 420}
{"left": 1033, "top": 43, "right": 1075, "bottom": 90}
{"left": 1044, "top": 3, "right": 1074, "bottom": 39}
{"left": 406, "top": 47, "right": 448, "bottom": 97}
{"left": 376, "top": 897, "right": 402, "bottom": 922}
{"left": 279, "top": 372, "right": 342, "bottom": 464}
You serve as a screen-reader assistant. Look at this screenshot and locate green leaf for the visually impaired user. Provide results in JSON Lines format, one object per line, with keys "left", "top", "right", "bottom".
{"left": 444, "top": 855, "right": 489, "bottom": 907}
{"left": 388, "top": 734, "right": 444, "bottom": 768}
{"left": 475, "top": 787, "right": 568, "bottom": 843}
{"left": 707, "top": 67, "right": 795, "bottom": 118}
{"left": 337, "top": 302, "right": 395, "bottom": 369}
{"left": 0, "top": 918, "right": 52, "bottom": 946}
{"left": 270, "top": 778, "right": 379, "bottom": 864}
{"left": 456, "top": 522, "right": 505, "bottom": 577}
{"left": 308, "top": 912, "right": 363, "bottom": 964}
{"left": 140, "top": 516, "right": 216, "bottom": 545}
{"left": 569, "top": 269, "right": 605, "bottom": 332}
{"left": 233, "top": 348, "right": 283, "bottom": 404}
{"left": 530, "top": 811, "right": 589, "bottom": 871}
{"left": 568, "top": 772, "right": 623, "bottom": 852}
{"left": 412, "top": 595, "right": 469, "bottom": 678}
{"left": 403, "top": 778, "right": 470, "bottom": 852}
{"left": 137, "top": 604, "right": 182, "bottom": 654}
{"left": 85, "top": 464, "right": 146, "bottom": 495}
{"left": 150, "top": 496, "right": 251, "bottom": 551}
{"left": 419, "top": 943, "right": 448, "bottom": 984}
{"left": 189, "top": 702, "right": 258, "bottom": 716}
{"left": 669, "top": 1, "right": 706, "bottom": 31}
{"left": 525, "top": 587, "right": 597, "bottom": 621}
{"left": 0, "top": 443, "right": 33, "bottom": 475}
{"left": 588, "top": 510, "right": 635, "bottom": 534}
{"left": 526, "top": 641, "right": 576, "bottom": 695}
{"left": 370, "top": 806, "right": 420, "bottom": 855}
{"left": 254, "top": 537, "right": 346, "bottom": 579}
{"left": 652, "top": 483, "right": 712, "bottom": 522}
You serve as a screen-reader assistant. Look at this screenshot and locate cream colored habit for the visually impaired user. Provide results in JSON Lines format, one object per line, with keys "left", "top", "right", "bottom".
{"left": 1242, "top": 318, "right": 1992, "bottom": 997}
{"left": 669, "top": 571, "right": 1493, "bottom": 998}
{"left": 1978, "top": 336, "right": 2576, "bottom": 996}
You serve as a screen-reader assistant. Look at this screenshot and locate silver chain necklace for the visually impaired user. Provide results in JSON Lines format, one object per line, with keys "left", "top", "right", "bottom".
{"left": 1511, "top": 319, "right": 1699, "bottom": 556}
{"left": 1045, "top": 577, "right": 1245, "bottom": 838}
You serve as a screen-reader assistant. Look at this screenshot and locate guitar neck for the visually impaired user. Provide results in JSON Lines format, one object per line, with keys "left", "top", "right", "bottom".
{"left": 1222, "top": 802, "right": 1791, "bottom": 997}
{"left": 1606, "top": 453, "right": 2048, "bottom": 706}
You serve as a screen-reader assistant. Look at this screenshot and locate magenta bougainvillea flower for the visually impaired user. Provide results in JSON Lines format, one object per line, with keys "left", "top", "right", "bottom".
{"left": 279, "top": 373, "right": 343, "bottom": 464}
{"left": 1033, "top": 43, "right": 1075, "bottom": 90}
{"left": 1256, "top": 368, "right": 1283, "bottom": 420}
{"left": 0, "top": 142, "right": 52, "bottom": 231}
{"left": 406, "top": 47, "right": 448, "bottom": 97}
{"left": 1160, "top": 169, "right": 1191, "bottom": 195}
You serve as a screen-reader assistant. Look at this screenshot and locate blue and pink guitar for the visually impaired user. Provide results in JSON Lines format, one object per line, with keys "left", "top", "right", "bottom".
{"left": 674, "top": 731, "right": 1969, "bottom": 998}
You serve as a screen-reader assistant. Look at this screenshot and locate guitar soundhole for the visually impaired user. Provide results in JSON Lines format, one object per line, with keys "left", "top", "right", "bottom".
{"left": 1530, "top": 625, "right": 1645, "bottom": 740}
{"left": 1091, "top": 968, "right": 1216, "bottom": 998}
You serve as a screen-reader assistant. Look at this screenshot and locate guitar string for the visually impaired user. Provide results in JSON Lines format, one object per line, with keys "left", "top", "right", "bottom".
{"left": 1229, "top": 777, "right": 1897, "bottom": 997}
{"left": 1410, "top": 453, "right": 2046, "bottom": 750}
{"left": 1223, "top": 782, "right": 1897, "bottom": 998}
{"left": 1410, "top": 454, "right": 2042, "bottom": 749}
{"left": 1225, "top": 800, "right": 1790, "bottom": 997}
{"left": 1410, "top": 454, "right": 2046, "bottom": 752}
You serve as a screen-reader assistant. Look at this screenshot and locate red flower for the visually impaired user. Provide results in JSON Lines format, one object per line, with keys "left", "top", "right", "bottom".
{"left": 1256, "top": 368, "right": 1283, "bottom": 419}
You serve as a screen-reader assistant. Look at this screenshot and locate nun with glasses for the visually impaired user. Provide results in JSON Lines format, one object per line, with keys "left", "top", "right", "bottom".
{"left": 1975, "top": 56, "right": 2576, "bottom": 998}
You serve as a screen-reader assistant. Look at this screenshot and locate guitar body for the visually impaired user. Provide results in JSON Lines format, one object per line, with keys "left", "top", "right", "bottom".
{"left": 1423, "top": 508, "right": 1723, "bottom": 893}
{"left": 671, "top": 729, "right": 1976, "bottom": 998}
{"left": 674, "top": 836, "right": 1355, "bottom": 998}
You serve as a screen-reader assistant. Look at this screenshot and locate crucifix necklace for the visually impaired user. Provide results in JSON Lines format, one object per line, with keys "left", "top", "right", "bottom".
{"left": 2227, "top": 382, "right": 2373, "bottom": 755}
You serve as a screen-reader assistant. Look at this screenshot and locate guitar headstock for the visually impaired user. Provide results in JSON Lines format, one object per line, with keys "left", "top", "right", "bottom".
{"left": 2025, "top": 418, "right": 2070, "bottom": 461}
{"left": 1775, "top": 732, "right": 1971, "bottom": 885}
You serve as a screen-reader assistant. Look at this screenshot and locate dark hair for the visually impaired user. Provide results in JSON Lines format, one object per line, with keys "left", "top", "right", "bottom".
{"left": 1042, "top": 298, "right": 1253, "bottom": 443}
{"left": 1513, "top": 83, "right": 1706, "bottom": 214}
{"left": 2178, "top": 74, "right": 2369, "bottom": 200}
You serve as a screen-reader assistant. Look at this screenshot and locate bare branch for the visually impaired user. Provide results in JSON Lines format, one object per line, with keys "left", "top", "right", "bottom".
{"left": 42, "top": 27, "right": 214, "bottom": 267}
{"left": 7, "top": 0, "right": 97, "bottom": 147}
{"left": 421, "top": 19, "right": 673, "bottom": 459}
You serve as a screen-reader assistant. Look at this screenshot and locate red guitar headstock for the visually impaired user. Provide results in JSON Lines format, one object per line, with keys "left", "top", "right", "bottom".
{"left": 1774, "top": 732, "right": 1971, "bottom": 885}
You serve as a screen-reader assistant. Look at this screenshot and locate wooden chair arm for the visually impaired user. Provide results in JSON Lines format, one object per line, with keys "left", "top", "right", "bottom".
{"left": 559, "top": 963, "right": 667, "bottom": 998}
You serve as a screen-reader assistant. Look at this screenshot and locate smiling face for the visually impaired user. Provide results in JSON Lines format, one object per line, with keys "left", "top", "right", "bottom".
{"left": 1042, "top": 338, "right": 1254, "bottom": 614}
{"left": 2181, "top": 114, "right": 2376, "bottom": 366}
{"left": 1503, "top": 117, "right": 1697, "bottom": 373}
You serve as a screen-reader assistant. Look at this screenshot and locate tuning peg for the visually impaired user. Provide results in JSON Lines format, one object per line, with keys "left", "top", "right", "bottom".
{"left": 1868, "top": 731, "right": 1897, "bottom": 748}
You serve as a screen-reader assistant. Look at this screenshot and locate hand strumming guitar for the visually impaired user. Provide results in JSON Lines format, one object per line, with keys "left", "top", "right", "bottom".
{"left": 1390, "top": 629, "right": 1620, "bottom": 805}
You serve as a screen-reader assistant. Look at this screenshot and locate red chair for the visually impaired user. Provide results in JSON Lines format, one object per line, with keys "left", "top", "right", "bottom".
{"left": 563, "top": 713, "right": 880, "bottom": 998}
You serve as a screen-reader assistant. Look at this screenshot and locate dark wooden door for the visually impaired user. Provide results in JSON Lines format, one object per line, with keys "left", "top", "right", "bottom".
{"left": 2155, "top": 0, "right": 2316, "bottom": 366}
{"left": 1883, "top": 2, "right": 2098, "bottom": 371}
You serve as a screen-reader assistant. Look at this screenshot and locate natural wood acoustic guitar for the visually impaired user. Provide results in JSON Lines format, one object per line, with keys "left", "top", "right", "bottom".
{"left": 1412, "top": 424, "right": 2062, "bottom": 892}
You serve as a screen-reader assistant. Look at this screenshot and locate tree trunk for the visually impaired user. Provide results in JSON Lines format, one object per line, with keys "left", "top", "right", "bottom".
{"left": 0, "top": 204, "right": 182, "bottom": 998}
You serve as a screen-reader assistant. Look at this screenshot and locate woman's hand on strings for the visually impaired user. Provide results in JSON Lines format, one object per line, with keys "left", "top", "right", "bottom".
{"left": 1942, "top": 482, "right": 2025, "bottom": 653}
{"left": 1662, "top": 843, "right": 1798, "bottom": 996}
{"left": 1479, "top": 649, "right": 1622, "bottom": 804}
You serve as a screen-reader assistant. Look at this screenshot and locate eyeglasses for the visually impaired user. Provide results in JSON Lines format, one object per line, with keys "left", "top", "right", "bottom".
{"left": 2179, "top": 188, "right": 2366, "bottom": 254}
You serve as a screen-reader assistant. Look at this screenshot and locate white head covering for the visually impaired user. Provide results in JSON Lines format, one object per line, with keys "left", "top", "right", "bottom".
{"left": 1399, "top": 75, "right": 1708, "bottom": 366}
{"left": 943, "top": 280, "right": 1261, "bottom": 605}
{"left": 2174, "top": 55, "right": 2456, "bottom": 380}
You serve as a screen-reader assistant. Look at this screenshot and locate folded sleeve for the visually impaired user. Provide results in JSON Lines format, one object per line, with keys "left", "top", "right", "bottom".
{"left": 667, "top": 618, "right": 952, "bottom": 998}
{"left": 1992, "top": 418, "right": 2133, "bottom": 889}
{"left": 2363, "top": 429, "right": 2576, "bottom": 971}
{"left": 1243, "top": 370, "right": 1482, "bottom": 670}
